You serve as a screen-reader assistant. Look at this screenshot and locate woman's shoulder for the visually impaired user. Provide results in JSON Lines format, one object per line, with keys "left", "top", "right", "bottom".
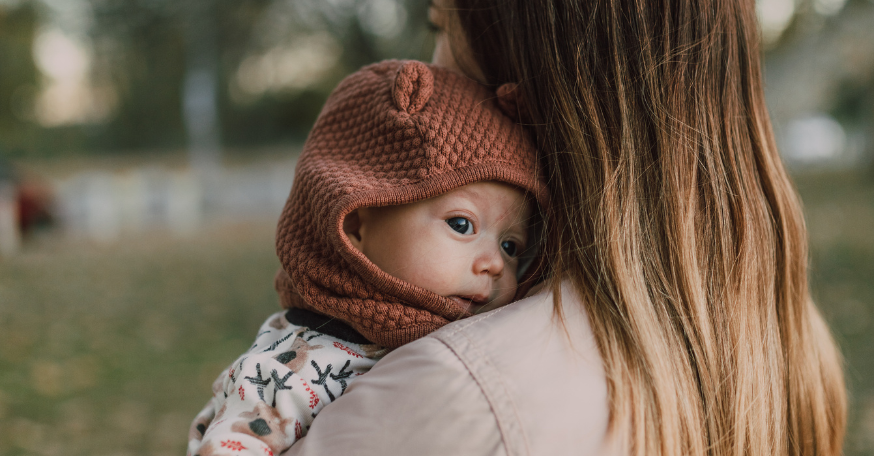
{"left": 426, "top": 281, "right": 615, "bottom": 456}
{"left": 433, "top": 280, "right": 604, "bottom": 365}
{"left": 287, "top": 281, "right": 620, "bottom": 456}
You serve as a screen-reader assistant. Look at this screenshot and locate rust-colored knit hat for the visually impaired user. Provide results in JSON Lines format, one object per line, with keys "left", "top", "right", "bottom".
{"left": 275, "top": 60, "right": 547, "bottom": 348}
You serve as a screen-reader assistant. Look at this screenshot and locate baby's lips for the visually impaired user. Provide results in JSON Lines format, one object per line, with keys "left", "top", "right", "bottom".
{"left": 470, "top": 293, "right": 491, "bottom": 303}
{"left": 448, "top": 294, "right": 490, "bottom": 312}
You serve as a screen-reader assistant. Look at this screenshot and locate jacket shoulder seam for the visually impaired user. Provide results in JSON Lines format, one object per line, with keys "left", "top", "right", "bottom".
{"left": 431, "top": 329, "right": 530, "bottom": 456}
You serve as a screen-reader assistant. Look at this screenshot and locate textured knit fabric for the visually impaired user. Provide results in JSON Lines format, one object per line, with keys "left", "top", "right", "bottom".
{"left": 274, "top": 60, "right": 547, "bottom": 349}
{"left": 187, "top": 310, "right": 385, "bottom": 456}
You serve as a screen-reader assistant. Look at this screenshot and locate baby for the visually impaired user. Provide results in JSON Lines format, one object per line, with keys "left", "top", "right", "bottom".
{"left": 187, "top": 60, "right": 547, "bottom": 456}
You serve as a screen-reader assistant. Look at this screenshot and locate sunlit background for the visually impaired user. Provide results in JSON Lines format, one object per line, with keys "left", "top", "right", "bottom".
{"left": 0, "top": 0, "right": 872, "bottom": 454}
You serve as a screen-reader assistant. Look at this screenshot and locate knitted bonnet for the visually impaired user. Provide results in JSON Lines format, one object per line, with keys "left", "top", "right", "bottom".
{"left": 275, "top": 60, "right": 548, "bottom": 349}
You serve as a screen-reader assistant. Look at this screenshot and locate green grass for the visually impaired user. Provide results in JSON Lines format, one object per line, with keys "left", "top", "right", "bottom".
{"left": 0, "top": 223, "right": 281, "bottom": 456}
{"left": 797, "top": 171, "right": 874, "bottom": 455}
{"left": 0, "top": 170, "right": 871, "bottom": 455}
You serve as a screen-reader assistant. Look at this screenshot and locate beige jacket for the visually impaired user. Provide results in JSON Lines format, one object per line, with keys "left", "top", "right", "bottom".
{"left": 285, "top": 282, "right": 622, "bottom": 456}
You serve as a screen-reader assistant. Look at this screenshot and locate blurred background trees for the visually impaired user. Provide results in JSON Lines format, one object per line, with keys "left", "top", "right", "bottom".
{"left": 0, "top": 0, "right": 433, "bottom": 161}
{"left": 0, "top": 2, "right": 39, "bottom": 154}
{"left": 0, "top": 0, "right": 871, "bottom": 170}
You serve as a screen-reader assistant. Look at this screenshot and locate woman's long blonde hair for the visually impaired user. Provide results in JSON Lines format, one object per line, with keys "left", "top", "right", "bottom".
{"left": 455, "top": 0, "right": 846, "bottom": 454}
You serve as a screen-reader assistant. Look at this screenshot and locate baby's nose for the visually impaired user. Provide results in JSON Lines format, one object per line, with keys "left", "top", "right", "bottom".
{"left": 473, "top": 248, "right": 505, "bottom": 279}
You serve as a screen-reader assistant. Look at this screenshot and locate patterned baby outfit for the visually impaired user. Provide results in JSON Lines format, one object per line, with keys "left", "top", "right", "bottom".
{"left": 188, "top": 309, "right": 386, "bottom": 456}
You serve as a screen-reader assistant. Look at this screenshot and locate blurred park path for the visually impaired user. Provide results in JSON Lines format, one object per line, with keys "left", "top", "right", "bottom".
{"left": 49, "top": 153, "right": 298, "bottom": 244}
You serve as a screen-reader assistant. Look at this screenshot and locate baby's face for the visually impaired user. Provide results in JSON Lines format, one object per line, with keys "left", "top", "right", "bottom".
{"left": 347, "top": 181, "right": 532, "bottom": 314}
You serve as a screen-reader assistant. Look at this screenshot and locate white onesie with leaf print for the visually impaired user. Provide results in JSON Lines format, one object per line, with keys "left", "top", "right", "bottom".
{"left": 187, "top": 309, "right": 385, "bottom": 456}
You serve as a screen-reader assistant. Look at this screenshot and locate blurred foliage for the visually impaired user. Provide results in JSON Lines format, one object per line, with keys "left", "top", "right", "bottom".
{"left": 0, "top": 0, "right": 433, "bottom": 158}
{"left": 0, "top": 0, "right": 872, "bottom": 164}
{"left": 762, "top": 0, "right": 874, "bottom": 163}
{"left": 0, "top": 2, "right": 39, "bottom": 154}
{"left": 832, "top": 77, "right": 874, "bottom": 132}
{"left": 86, "top": 0, "right": 190, "bottom": 150}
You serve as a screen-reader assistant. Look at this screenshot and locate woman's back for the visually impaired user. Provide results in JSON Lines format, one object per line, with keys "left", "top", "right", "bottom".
{"left": 287, "top": 284, "right": 620, "bottom": 456}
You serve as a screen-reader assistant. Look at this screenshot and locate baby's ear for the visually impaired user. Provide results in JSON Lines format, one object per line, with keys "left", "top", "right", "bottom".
{"left": 392, "top": 60, "right": 434, "bottom": 114}
{"left": 343, "top": 209, "right": 363, "bottom": 250}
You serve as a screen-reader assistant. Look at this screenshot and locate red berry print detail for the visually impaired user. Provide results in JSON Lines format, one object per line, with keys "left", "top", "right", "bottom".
{"left": 309, "top": 388, "right": 319, "bottom": 408}
{"left": 333, "top": 341, "right": 363, "bottom": 358}
{"left": 263, "top": 446, "right": 274, "bottom": 456}
{"left": 229, "top": 368, "right": 235, "bottom": 378}
{"left": 295, "top": 420, "right": 303, "bottom": 440}
{"left": 299, "top": 379, "right": 319, "bottom": 408}
{"left": 238, "top": 385, "right": 245, "bottom": 400}
{"left": 221, "top": 440, "right": 246, "bottom": 451}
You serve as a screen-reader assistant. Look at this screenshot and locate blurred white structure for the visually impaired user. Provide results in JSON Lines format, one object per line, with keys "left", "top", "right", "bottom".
{"left": 182, "top": 1, "right": 223, "bottom": 173}
{"left": 54, "top": 158, "right": 297, "bottom": 243}
{"left": 0, "top": 183, "right": 20, "bottom": 256}
{"left": 757, "top": 0, "right": 796, "bottom": 44}
{"left": 763, "top": 1, "right": 874, "bottom": 169}
{"left": 781, "top": 115, "right": 848, "bottom": 166}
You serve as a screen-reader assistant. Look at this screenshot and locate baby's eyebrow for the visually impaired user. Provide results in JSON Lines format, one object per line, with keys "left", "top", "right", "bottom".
{"left": 449, "top": 186, "right": 478, "bottom": 197}
{"left": 448, "top": 186, "right": 490, "bottom": 203}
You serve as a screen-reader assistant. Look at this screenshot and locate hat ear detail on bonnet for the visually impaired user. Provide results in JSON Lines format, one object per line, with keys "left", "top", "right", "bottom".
{"left": 392, "top": 61, "right": 434, "bottom": 113}
{"left": 496, "top": 82, "right": 530, "bottom": 122}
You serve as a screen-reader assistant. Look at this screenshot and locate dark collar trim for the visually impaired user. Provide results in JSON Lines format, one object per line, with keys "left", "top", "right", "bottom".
{"left": 284, "top": 308, "right": 373, "bottom": 345}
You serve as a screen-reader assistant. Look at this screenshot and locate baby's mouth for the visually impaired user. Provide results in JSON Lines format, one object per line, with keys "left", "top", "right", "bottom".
{"left": 448, "top": 295, "right": 490, "bottom": 312}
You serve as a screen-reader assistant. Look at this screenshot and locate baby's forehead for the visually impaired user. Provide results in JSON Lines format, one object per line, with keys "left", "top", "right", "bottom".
{"left": 440, "top": 181, "right": 527, "bottom": 200}
{"left": 429, "top": 181, "right": 534, "bottom": 219}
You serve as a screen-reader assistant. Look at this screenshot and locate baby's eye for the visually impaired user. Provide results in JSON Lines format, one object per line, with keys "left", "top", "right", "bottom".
{"left": 446, "top": 217, "right": 473, "bottom": 234}
{"left": 501, "top": 240, "right": 519, "bottom": 257}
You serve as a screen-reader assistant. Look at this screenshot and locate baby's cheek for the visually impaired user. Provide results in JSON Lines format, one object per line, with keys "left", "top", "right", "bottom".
{"left": 494, "top": 278, "right": 520, "bottom": 307}
{"left": 389, "top": 254, "right": 455, "bottom": 295}
{"left": 414, "top": 268, "right": 459, "bottom": 296}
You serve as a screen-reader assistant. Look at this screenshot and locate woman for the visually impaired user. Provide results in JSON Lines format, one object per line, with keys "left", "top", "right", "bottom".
{"left": 287, "top": 0, "right": 847, "bottom": 454}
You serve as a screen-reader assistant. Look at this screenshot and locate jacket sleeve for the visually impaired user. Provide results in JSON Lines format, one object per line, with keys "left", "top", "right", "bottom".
{"left": 284, "top": 336, "right": 506, "bottom": 456}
